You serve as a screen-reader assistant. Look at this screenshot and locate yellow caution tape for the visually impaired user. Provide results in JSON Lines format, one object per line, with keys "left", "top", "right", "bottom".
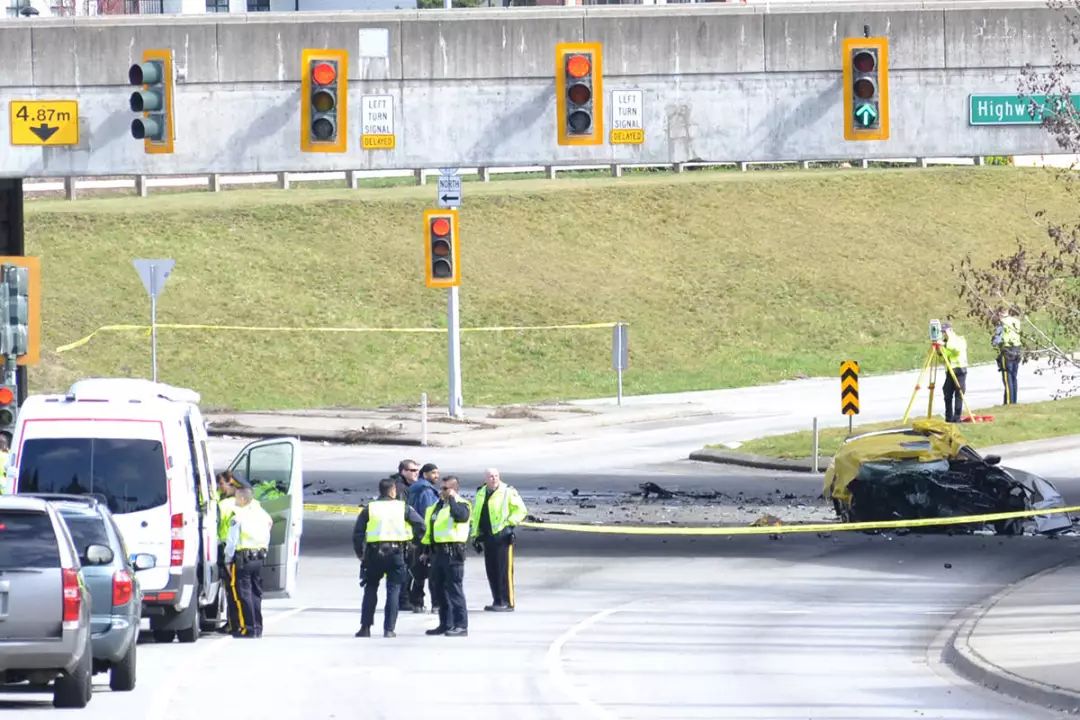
{"left": 56, "top": 321, "right": 619, "bottom": 354}
{"left": 302, "top": 502, "right": 1079, "bottom": 535}
{"left": 517, "top": 504, "right": 1080, "bottom": 536}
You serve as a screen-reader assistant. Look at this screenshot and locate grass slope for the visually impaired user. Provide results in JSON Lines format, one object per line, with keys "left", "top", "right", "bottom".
{"left": 726, "top": 396, "right": 1080, "bottom": 459}
{"left": 26, "top": 166, "right": 1074, "bottom": 410}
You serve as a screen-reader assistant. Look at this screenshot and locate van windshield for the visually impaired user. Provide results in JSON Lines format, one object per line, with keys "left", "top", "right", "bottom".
{"left": 18, "top": 438, "right": 168, "bottom": 515}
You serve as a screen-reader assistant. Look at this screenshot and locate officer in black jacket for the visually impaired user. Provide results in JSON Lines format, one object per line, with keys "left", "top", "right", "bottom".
{"left": 352, "top": 478, "right": 425, "bottom": 638}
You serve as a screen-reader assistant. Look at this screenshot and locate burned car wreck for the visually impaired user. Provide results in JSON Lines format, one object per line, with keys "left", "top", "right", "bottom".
{"left": 823, "top": 419, "right": 1072, "bottom": 535}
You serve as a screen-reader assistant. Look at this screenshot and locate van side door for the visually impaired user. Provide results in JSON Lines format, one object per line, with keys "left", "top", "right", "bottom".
{"left": 228, "top": 438, "right": 303, "bottom": 599}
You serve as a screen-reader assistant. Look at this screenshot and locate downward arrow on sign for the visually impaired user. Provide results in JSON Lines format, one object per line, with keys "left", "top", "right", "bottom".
{"left": 29, "top": 124, "right": 59, "bottom": 142}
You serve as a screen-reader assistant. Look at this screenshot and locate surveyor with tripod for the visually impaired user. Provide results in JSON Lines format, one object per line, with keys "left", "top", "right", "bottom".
{"left": 938, "top": 323, "right": 968, "bottom": 423}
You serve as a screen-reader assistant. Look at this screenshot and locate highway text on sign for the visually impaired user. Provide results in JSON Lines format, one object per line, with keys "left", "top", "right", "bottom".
{"left": 361, "top": 95, "right": 395, "bottom": 150}
{"left": 610, "top": 90, "right": 644, "bottom": 145}
{"left": 968, "top": 93, "right": 1080, "bottom": 125}
{"left": 9, "top": 100, "right": 79, "bottom": 146}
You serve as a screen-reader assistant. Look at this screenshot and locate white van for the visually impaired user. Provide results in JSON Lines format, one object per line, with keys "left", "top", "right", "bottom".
{"left": 7, "top": 378, "right": 304, "bottom": 643}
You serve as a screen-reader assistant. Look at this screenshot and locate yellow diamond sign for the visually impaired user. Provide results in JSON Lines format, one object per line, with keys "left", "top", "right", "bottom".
{"left": 9, "top": 100, "right": 79, "bottom": 146}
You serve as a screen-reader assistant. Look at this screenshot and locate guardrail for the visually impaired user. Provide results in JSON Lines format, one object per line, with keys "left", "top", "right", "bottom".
{"left": 20, "top": 154, "right": 1067, "bottom": 201}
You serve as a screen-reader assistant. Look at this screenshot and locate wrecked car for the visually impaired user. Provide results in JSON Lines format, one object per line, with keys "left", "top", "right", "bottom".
{"left": 823, "top": 419, "right": 1071, "bottom": 535}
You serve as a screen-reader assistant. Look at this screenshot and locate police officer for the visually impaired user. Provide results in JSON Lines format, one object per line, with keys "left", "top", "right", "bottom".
{"left": 470, "top": 468, "right": 528, "bottom": 612}
{"left": 215, "top": 471, "right": 241, "bottom": 634}
{"left": 421, "top": 475, "right": 471, "bottom": 637}
{"left": 939, "top": 323, "right": 969, "bottom": 423}
{"left": 352, "top": 477, "right": 424, "bottom": 638}
{"left": 224, "top": 484, "right": 273, "bottom": 639}
{"left": 992, "top": 306, "right": 1023, "bottom": 404}
{"left": 391, "top": 459, "right": 420, "bottom": 612}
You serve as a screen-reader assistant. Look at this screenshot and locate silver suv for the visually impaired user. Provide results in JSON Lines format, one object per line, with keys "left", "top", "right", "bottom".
{"left": 0, "top": 495, "right": 94, "bottom": 708}
{"left": 27, "top": 494, "right": 150, "bottom": 692}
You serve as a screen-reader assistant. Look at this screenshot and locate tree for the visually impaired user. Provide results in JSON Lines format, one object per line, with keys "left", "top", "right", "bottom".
{"left": 955, "top": 0, "right": 1080, "bottom": 396}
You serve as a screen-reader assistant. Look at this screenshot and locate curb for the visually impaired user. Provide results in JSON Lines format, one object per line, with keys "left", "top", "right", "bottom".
{"left": 206, "top": 424, "right": 430, "bottom": 447}
{"left": 942, "top": 560, "right": 1080, "bottom": 714}
{"left": 688, "top": 448, "right": 829, "bottom": 473}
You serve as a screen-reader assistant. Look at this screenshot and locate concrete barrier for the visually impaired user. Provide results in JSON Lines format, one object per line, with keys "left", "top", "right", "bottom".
{"left": 0, "top": 2, "right": 1071, "bottom": 176}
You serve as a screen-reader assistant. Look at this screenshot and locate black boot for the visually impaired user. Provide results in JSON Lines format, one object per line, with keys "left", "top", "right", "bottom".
{"left": 355, "top": 626, "right": 371, "bottom": 638}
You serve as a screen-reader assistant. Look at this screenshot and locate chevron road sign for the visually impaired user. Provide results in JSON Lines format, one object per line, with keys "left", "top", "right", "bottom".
{"left": 841, "top": 360, "right": 860, "bottom": 416}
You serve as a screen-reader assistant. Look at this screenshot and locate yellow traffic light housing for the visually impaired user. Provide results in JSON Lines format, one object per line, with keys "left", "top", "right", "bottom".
{"left": 842, "top": 37, "right": 889, "bottom": 141}
{"left": 128, "top": 49, "right": 175, "bottom": 154}
{"left": 301, "top": 48, "right": 348, "bottom": 153}
{"left": 423, "top": 209, "right": 460, "bottom": 289}
{"left": 556, "top": 42, "right": 603, "bottom": 146}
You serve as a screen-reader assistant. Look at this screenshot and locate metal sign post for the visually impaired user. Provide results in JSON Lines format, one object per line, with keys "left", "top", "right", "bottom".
{"left": 612, "top": 322, "right": 629, "bottom": 406}
{"left": 438, "top": 169, "right": 464, "bottom": 418}
{"left": 133, "top": 258, "right": 175, "bottom": 383}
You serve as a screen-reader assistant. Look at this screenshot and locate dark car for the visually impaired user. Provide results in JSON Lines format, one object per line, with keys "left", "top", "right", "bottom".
{"left": 823, "top": 419, "right": 1071, "bottom": 534}
{"left": 0, "top": 495, "right": 94, "bottom": 708}
{"left": 24, "top": 494, "right": 152, "bottom": 692}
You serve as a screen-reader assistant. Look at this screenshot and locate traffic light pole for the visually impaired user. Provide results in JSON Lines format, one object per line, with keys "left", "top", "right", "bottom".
{"left": 0, "top": 180, "right": 26, "bottom": 407}
{"left": 447, "top": 280, "right": 463, "bottom": 420}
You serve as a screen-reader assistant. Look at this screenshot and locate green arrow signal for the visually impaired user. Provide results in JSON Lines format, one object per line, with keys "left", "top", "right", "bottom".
{"left": 855, "top": 103, "right": 878, "bottom": 127}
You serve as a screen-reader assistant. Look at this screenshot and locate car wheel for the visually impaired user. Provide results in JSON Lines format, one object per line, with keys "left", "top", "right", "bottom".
{"left": 53, "top": 636, "right": 92, "bottom": 708}
{"left": 200, "top": 583, "right": 228, "bottom": 632}
{"left": 177, "top": 595, "right": 201, "bottom": 644}
{"left": 152, "top": 629, "right": 176, "bottom": 644}
{"left": 109, "top": 641, "right": 136, "bottom": 692}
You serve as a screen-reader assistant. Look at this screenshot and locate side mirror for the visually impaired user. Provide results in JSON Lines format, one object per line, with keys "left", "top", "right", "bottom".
{"left": 984, "top": 454, "right": 1002, "bottom": 466}
{"left": 85, "top": 544, "right": 114, "bottom": 566}
{"left": 131, "top": 553, "right": 156, "bottom": 571}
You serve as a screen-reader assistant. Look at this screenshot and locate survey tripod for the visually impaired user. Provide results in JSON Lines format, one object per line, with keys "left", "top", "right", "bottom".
{"left": 901, "top": 340, "right": 975, "bottom": 424}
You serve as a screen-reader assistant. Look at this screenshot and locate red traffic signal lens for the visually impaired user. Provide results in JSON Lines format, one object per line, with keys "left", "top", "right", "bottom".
{"left": 312, "top": 62, "right": 337, "bottom": 86}
{"left": 567, "top": 54, "right": 591, "bottom": 79}
{"left": 854, "top": 78, "right": 876, "bottom": 99}
{"left": 0, "top": 387, "right": 14, "bottom": 405}
{"left": 852, "top": 50, "right": 876, "bottom": 73}
{"left": 568, "top": 83, "right": 591, "bottom": 106}
{"left": 431, "top": 217, "right": 451, "bottom": 237}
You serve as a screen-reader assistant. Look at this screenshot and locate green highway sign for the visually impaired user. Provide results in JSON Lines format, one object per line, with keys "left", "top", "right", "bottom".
{"left": 969, "top": 93, "right": 1080, "bottom": 126}
{"left": 855, "top": 103, "right": 878, "bottom": 127}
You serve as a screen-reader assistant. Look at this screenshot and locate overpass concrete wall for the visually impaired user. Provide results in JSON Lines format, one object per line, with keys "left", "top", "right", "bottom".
{"left": 0, "top": 1, "right": 1072, "bottom": 176}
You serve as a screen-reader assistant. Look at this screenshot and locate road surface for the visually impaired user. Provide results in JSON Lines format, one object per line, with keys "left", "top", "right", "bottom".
{"left": 4, "top": 511, "right": 1077, "bottom": 719}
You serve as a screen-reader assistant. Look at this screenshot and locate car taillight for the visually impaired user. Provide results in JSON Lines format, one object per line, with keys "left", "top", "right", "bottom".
{"left": 112, "top": 569, "right": 134, "bottom": 607}
{"left": 170, "top": 512, "right": 184, "bottom": 566}
{"left": 62, "top": 568, "right": 81, "bottom": 628}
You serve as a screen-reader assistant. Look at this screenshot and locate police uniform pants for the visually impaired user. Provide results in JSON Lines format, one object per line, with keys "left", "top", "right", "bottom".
{"left": 361, "top": 545, "right": 407, "bottom": 631}
{"left": 228, "top": 556, "right": 264, "bottom": 638}
{"left": 483, "top": 534, "right": 516, "bottom": 608}
{"left": 430, "top": 545, "right": 468, "bottom": 630}
{"left": 999, "top": 349, "right": 1021, "bottom": 404}
{"left": 942, "top": 367, "right": 967, "bottom": 422}
{"left": 408, "top": 544, "right": 430, "bottom": 608}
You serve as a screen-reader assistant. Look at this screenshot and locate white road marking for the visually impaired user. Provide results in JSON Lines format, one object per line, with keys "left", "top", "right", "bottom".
{"left": 146, "top": 605, "right": 308, "bottom": 720}
{"left": 545, "top": 604, "right": 635, "bottom": 720}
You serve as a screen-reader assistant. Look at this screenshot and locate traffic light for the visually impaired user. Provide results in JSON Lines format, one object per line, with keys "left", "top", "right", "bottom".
{"left": 1, "top": 265, "right": 28, "bottom": 359}
{"left": 301, "top": 49, "right": 348, "bottom": 153}
{"left": 0, "top": 382, "right": 15, "bottom": 438}
{"left": 842, "top": 37, "right": 889, "bottom": 141}
{"left": 128, "top": 49, "right": 175, "bottom": 154}
{"left": 423, "top": 209, "right": 460, "bottom": 289}
{"left": 555, "top": 42, "right": 603, "bottom": 146}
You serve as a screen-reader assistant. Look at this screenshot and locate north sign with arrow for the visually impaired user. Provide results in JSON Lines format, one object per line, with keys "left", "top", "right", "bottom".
{"left": 9, "top": 100, "right": 79, "bottom": 146}
{"left": 437, "top": 169, "right": 462, "bottom": 209}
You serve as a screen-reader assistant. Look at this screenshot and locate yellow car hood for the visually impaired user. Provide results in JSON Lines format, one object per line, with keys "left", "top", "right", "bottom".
{"left": 823, "top": 418, "right": 970, "bottom": 504}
